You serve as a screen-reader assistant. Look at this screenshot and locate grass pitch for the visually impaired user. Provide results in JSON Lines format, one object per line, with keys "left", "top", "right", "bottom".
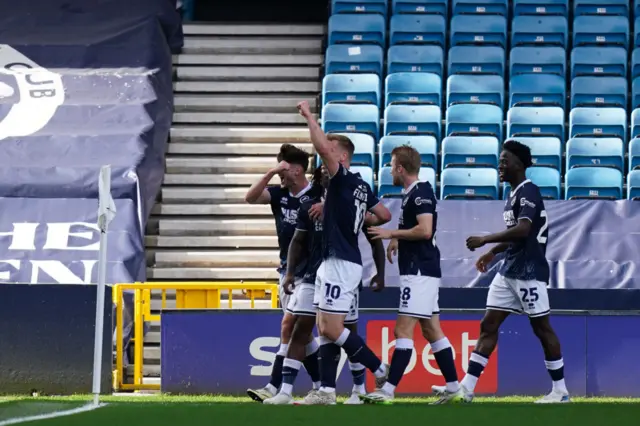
{"left": 1, "top": 395, "right": 639, "bottom": 426}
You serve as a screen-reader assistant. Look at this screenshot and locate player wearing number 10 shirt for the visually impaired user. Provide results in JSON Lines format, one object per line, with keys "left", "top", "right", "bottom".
{"left": 449, "top": 140, "right": 570, "bottom": 404}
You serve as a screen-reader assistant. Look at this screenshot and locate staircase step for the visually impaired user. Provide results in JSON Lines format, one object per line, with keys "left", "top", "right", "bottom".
{"left": 170, "top": 126, "right": 311, "bottom": 143}
{"left": 166, "top": 157, "right": 273, "bottom": 174}
{"left": 174, "top": 95, "right": 318, "bottom": 113}
{"left": 173, "top": 112, "right": 307, "bottom": 125}
{"left": 173, "top": 54, "right": 323, "bottom": 66}
{"left": 182, "top": 38, "right": 323, "bottom": 54}
{"left": 146, "top": 235, "right": 278, "bottom": 248}
{"left": 153, "top": 250, "right": 279, "bottom": 267}
{"left": 151, "top": 203, "right": 271, "bottom": 216}
{"left": 167, "top": 142, "right": 313, "bottom": 156}
{"left": 163, "top": 173, "right": 279, "bottom": 186}
{"left": 182, "top": 24, "right": 325, "bottom": 36}
{"left": 147, "top": 267, "right": 279, "bottom": 280}
{"left": 159, "top": 219, "right": 276, "bottom": 236}
{"left": 176, "top": 67, "right": 320, "bottom": 81}
{"left": 162, "top": 187, "right": 250, "bottom": 203}
{"left": 173, "top": 81, "right": 320, "bottom": 93}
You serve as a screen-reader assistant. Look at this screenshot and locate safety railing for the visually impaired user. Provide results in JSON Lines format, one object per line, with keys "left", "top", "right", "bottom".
{"left": 112, "top": 281, "right": 279, "bottom": 391}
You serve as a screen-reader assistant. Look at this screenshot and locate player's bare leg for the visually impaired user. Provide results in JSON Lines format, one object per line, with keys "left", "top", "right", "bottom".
{"left": 530, "top": 315, "right": 570, "bottom": 403}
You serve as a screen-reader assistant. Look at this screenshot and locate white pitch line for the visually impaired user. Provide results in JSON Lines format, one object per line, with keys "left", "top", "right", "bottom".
{"left": 0, "top": 402, "right": 107, "bottom": 426}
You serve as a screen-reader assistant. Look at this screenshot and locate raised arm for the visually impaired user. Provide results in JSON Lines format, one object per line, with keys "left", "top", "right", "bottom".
{"left": 244, "top": 161, "right": 289, "bottom": 204}
{"left": 297, "top": 101, "right": 340, "bottom": 177}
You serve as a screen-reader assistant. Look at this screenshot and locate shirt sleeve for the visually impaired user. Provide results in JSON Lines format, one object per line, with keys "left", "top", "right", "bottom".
{"left": 414, "top": 184, "right": 436, "bottom": 216}
{"left": 267, "top": 186, "right": 283, "bottom": 213}
{"left": 366, "top": 182, "right": 381, "bottom": 211}
{"left": 518, "top": 185, "right": 541, "bottom": 222}
{"left": 296, "top": 204, "right": 311, "bottom": 232}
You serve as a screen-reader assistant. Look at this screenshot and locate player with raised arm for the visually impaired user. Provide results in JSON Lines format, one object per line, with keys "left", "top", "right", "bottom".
{"left": 362, "top": 145, "right": 462, "bottom": 404}
{"left": 244, "top": 144, "right": 323, "bottom": 402}
{"left": 264, "top": 166, "right": 387, "bottom": 405}
{"left": 297, "top": 100, "right": 392, "bottom": 405}
{"left": 434, "top": 140, "right": 569, "bottom": 403}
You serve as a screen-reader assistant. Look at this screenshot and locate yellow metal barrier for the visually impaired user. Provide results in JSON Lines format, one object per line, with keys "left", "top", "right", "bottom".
{"left": 112, "top": 281, "right": 279, "bottom": 392}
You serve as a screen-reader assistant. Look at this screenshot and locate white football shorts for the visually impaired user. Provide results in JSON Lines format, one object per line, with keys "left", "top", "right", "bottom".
{"left": 279, "top": 273, "right": 303, "bottom": 314}
{"left": 398, "top": 274, "right": 441, "bottom": 319}
{"left": 286, "top": 282, "right": 316, "bottom": 317}
{"left": 313, "top": 257, "right": 362, "bottom": 321}
{"left": 486, "top": 273, "right": 551, "bottom": 318}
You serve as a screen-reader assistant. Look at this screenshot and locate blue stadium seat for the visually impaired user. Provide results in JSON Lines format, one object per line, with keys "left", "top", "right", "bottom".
{"left": 630, "top": 138, "right": 640, "bottom": 171}
{"left": 633, "top": 78, "right": 640, "bottom": 110}
{"left": 633, "top": 49, "right": 640, "bottom": 80}
{"left": 504, "top": 167, "right": 562, "bottom": 199}
{"left": 378, "top": 166, "right": 437, "bottom": 197}
{"left": 321, "top": 104, "right": 380, "bottom": 136}
{"left": 390, "top": 15, "right": 446, "bottom": 47}
{"left": 418, "top": 167, "right": 437, "bottom": 188}
{"left": 630, "top": 109, "right": 640, "bottom": 139}
{"left": 446, "top": 75, "right": 504, "bottom": 108}
{"left": 513, "top": 0, "right": 569, "bottom": 16}
{"left": 387, "top": 45, "right": 444, "bottom": 75}
{"left": 507, "top": 106, "right": 565, "bottom": 141}
{"left": 384, "top": 105, "right": 441, "bottom": 139}
{"left": 516, "top": 137, "right": 563, "bottom": 169}
{"left": 322, "top": 74, "right": 381, "bottom": 107}
{"left": 452, "top": 0, "right": 508, "bottom": 16}
{"left": 628, "top": 170, "right": 640, "bottom": 199}
{"left": 573, "top": 16, "right": 629, "bottom": 49}
{"left": 392, "top": 0, "right": 448, "bottom": 16}
{"left": 450, "top": 15, "right": 507, "bottom": 48}
{"left": 336, "top": 133, "right": 376, "bottom": 167}
{"left": 571, "top": 77, "right": 627, "bottom": 109}
{"left": 571, "top": 47, "right": 627, "bottom": 78}
{"left": 350, "top": 166, "right": 375, "bottom": 188}
{"left": 441, "top": 136, "right": 500, "bottom": 170}
{"left": 445, "top": 104, "right": 503, "bottom": 139}
{"left": 379, "top": 135, "right": 438, "bottom": 169}
{"left": 510, "top": 46, "right": 566, "bottom": 76}
{"left": 565, "top": 167, "right": 623, "bottom": 199}
{"left": 511, "top": 16, "right": 568, "bottom": 48}
{"left": 569, "top": 107, "right": 627, "bottom": 141}
{"left": 328, "top": 14, "right": 386, "bottom": 46}
{"left": 574, "top": 0, "right": 628, "bottom": 17}
{"left": 325, "top": 45, "right": 384, "bottom": 76}
{"left": 385, "top": 72, "right": 442, "bottom": 106}
{"left": 440, "top": 168, "right": 499, "bottom": 199}
{"left": 566, "top": 137, "right": 624, "bottom": 172}
{"left": 331, "top": 0, "right": 388, "bottom": 17}
{"left": 448, "top": 46, "right": 506, "bottom": 76}
{"left": 509, "top": 74, "right": 566, "bottom": 108}
{"left": 391, "top": 0, "right": 449, "bottom": 16}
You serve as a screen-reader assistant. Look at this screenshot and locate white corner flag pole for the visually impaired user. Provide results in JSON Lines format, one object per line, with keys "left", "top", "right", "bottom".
{"left": 93, "top": 165, "right": 117, "bottom": 406}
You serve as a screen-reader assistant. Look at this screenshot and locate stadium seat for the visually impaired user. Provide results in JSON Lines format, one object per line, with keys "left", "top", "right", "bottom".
{"left": 507, "top": 106, "right": 565, "bottom": 142}
{"left": 379, "top": 135, "right": 438, "bottom": 169}
{"left": 569, "top": 107, "right": 627, "bottom": 141}
{"left": 440, "top": 168, "right": 499, "bottom": 199}
{"left": 450, "top": 15, "right": 507, "bottom": 48}
{"left": 331, "top": 0, "right": 388, "bottom": 17}
{"left": 337, "top": 133, "right": 376, "bottom": 167}
{"left": 629, "top": 138, "right": 640, "bottom": 171}
{"left": 321, "top": 104, "right": 380, "bottom": 136}
{"left": 325, "top": 45, "right": 384, "bottom": 76}
{"left": 566, "top": 137, "right": 624, "bottom": 172}
{"left": 628, "top": 170, "right": 640, "bottom": 199}
{"left": 565, "top": 167, "right": 623, "bottom": 199}
{"left": 350, "top": 166, "right": 375, "bottom": 188}
{"left": 441, "top": 136, "right": 500, "bottom": 170}
{"left": 573, "top": 16, "right": 629, "bottom": 49}
{"left": 448, "top": 46, "right": 506, "bottom": 76}
{"left": 445, "top": 104, "right": 503, "bottom": 140}
{"left": 633, "top": 49, "right": 640, "bottom": 80}
{"left": 574, "top": 0, "right": 628, "bottom": 17}
{"left": 512, "top": 0, "right": 569, "bottom": 17}
{"left": 504, "top": 167, "right": 562, "bottom": 199}
{"left": 383, "top": 105, "right": 442, "bottom": 140}
{"left": 633, "top": 78, "right": 640, "bottom": 110}
{"left": 570, "top": 77, "right": 627, "bottom": 109}
{"left": 630, "top": 109, "right": 640, "bottom": 139}
{"left": 385, "top": 72, "right": 442, "bottom": 106}
{"left": 516, "top": 137, "right": 563, "bottom": 170}
{"left": 509, "top": 74, "right": 565, "bottom": 108}
{"left": 446, "top": 75, "right": 504, "bottom": 108}
{"left": 392, "top": 0, "right": 448, "bottom": 16}
{"left": 387, "top": 45, "right": 444, "bottom": 76}
{"left": 510, "top": 46, "right": 566, "bottom": 76}
{"left": 322, "top": 74, "right": 382, "bottom": 107}
{"left": 570, "top": 47, "right": 627, "bottom": 79}
{"left": 378, "top": 166, "right": 437, "bottom": 197}
{"left": 418, "top": 167, "right": 437, "bottom": 189}
{"left": 511, "top": 16, "right": 568, "bottom": 48}
{"left": 328, "top": 14, "right": 386, "bottom": 47}
{"left": 452, "top": 0, "right": 508, "bottom": 16}
{"left": 390, "top": 15, "right": 446, "bottom": 47}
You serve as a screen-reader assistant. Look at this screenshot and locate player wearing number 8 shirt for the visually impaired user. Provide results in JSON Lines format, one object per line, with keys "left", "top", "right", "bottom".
{"left": 445, "top": 140, "right": 570, "bottom": 404}
{"left": 297, "top": 100, "right": 392, "bottom": 405}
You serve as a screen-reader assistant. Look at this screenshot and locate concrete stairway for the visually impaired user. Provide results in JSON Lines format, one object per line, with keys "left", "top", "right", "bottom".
{"left": 138, "top": 22, "right": 324, "bottom": 384}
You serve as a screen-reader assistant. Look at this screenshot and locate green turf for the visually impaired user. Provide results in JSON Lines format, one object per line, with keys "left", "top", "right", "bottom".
{"left": 1, "top": 395, "right": 639, "bottom": 426}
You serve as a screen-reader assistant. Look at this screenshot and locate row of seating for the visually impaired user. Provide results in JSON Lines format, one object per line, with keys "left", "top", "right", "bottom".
{"left": 331, "top": 0, "right": 633, "bottom": 18}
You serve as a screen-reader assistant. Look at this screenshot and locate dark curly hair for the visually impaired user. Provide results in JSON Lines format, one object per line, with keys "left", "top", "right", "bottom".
{"left": 503, "top": 139, "right": 533, "bottom": 169}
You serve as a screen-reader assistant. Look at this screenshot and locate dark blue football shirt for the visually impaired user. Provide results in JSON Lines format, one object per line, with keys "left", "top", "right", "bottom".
{"left": 398, "top": 181, "right": 441, "bottom": 278}
{"left": 499, "top": 180, "right": 550, "bottom": 283}
{"left": 322, "top": 164, "right": 380, "bottom": 265}
{"left": 296, "top": 194, "right": 323, "bottom": 284}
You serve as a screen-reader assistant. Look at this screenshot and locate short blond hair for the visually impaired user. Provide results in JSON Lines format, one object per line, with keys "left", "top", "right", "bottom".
{"left": 391, "top": 145, "right": 421, "bottom": 174}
